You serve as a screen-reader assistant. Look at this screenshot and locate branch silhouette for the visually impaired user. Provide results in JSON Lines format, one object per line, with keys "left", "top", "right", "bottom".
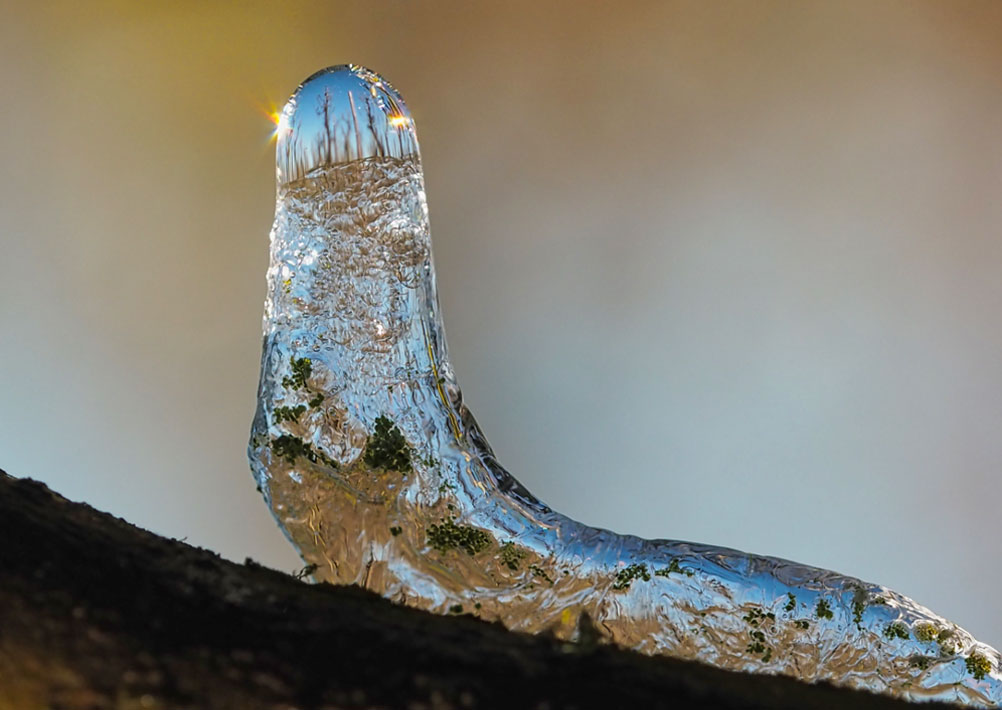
{"left": 0, "top": 469, "right": 940, "bottom": 709}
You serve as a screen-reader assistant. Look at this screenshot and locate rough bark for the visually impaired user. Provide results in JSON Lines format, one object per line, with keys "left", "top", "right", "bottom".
{"left": 0, "top": 469, "right": 939, "bottom": 710}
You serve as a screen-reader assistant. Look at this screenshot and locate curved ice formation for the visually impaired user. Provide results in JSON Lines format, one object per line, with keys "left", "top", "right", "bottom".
{"left": 249, "top": 64, "right": 1001, "bottom": 706}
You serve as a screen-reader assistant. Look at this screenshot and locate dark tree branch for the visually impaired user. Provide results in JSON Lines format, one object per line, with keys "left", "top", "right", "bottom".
{"left": 0, "top": 469, "right": 937, "bottom": 710}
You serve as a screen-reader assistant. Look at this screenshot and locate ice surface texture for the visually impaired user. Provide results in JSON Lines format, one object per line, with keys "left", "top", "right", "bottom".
{"left": 250, "top": 65, "right": 1001, "bottom": 706}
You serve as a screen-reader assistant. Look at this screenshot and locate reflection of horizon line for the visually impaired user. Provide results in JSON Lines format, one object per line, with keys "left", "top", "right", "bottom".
{"left": 279, "top": 129, "right": 418, "bottom": 182}
{"left": 279, "top": 152, "right": 421, "bottom": 188}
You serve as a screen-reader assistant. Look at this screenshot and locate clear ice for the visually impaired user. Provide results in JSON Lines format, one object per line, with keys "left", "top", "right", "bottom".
{"left": 250, "top": 65, "right": 1001, "bottom": 706}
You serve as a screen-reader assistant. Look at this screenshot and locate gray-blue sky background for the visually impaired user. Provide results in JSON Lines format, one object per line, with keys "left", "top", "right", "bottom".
{"left": 1, "top": 2, "right": 1000, "bottom": 647}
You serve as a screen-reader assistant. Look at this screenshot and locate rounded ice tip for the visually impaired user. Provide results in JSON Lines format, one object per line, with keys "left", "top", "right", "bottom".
{"left": 275, "top": 65, "right": 418, "bottom": 185}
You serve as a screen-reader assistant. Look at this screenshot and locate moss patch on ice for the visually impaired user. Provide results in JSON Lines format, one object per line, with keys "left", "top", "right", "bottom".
{"left": 499, "top": 541, "right": 525, "bottom": 571}
{"left": 282, "top": 356, "right": 313, "bottom": 390}
{"left": 363, "top": 415, "right": 412, "bottom": 472}
{"left": 654, "top": 559, "right": 693, "bottom": 578}
{"left": 815, "top": 599, "right": 833, "bottom": 620}
{"left": 529, "top": 564, "right": 553, "bottom": 585}
{"left": 914, "top": 623, "right": 939, "bottom": 643}
{"left": 612, "top": 563, "right": 650, "bottom": 591}
{"left": 883, "top": 622, "right": 910, "bottom": 641}
{"left": 274, "top": 404, "right": 307, "bottom": 424}
{"left": 270, "top": 434, "right": 336, "bottom": 467}
{"left": 966, "top": 652, "right": 991, "bottom": 681}
{"left": 427, "top": 518, "right": 492, "bottom": 556}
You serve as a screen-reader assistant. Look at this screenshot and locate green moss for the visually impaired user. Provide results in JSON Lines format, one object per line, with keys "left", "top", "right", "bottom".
{"left": 914, "top": 623, "right": 939, "bottom": 643}
{"left": 427, "top": 518, "right": 492, "bottom": 556}
{"left": 363, "top": 415, "right": 412, "bottom": 472}
{"left": 270, "top": 434, "right": 336, "bottom": 467}
{"left": 742, "top": 607, "right": 776, "bottom": 629}
{"left": 910, "top": 655, "right": 933, "bottom": 671}
{"left": 654, "top": 559, "right": 693, "bottom": 578}
{"left": 307, "top": 393, "right": 325, "bottom": 408}
{"left": 850, "top": 585, "right": 868, "bottom": 627}
{"left": 884, "top": 622, "right": 910, "bottom": 641}
{"left": 815, "top": 599, "right": 833, "bottom": 620}
{"left": 273, "top": 404, "right": 306, "bottom": 424}
{"left": 448, "top": 604, "right": 464, "bottom": 615}
{"left": 745, "top": 626, "right": 772, "bottom": 661}
{"left": 784, "top": 593, "right": 796, "bottom": 612}
{"left": 529, "top": 564, "right": 553, "bottom": 585}
{"left": 795, "top": 620, "right": 810, "bottom": 630}
{"left": 389, "top": 526, "right": 402, "bottom": 537}
{"left": 282, "top": 356, "right": 313, "bottom": 390}
{"left": 612, "top": 563, "right": 651, "bottom": 591}
{"left": 499, "top": 541, "right": 525, "bottom": 571}
{"left": 966, "top": 652, "right": 991, "bottom": 681}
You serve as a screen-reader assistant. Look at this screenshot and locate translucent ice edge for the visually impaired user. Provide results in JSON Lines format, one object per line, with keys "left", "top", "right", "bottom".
{"left": 250, "top": 65, "right": 1002, "bottom": 707}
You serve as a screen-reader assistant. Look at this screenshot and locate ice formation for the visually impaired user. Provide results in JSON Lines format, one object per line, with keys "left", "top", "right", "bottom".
{"left": 249, "top": 64, "right": 1001, "bottom": 706}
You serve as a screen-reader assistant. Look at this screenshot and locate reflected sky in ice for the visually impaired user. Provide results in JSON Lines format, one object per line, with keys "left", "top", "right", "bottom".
{"left": 276, "top": 65, "right": 417, "bottom": 184}
{"left": 249, "top": 65, "right": 1002, "bottom": 707}
{"left": 3, "top": 2, "right": 1002, "bottom": 678}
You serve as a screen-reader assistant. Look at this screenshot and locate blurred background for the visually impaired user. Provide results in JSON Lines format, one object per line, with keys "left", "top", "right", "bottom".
{"left": 1, "top": 2, "right": 1000, "bottom": 647}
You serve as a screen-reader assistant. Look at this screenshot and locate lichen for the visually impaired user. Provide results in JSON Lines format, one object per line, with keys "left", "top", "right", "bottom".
{"left": 966, "top": 652, "right": 992, "bottom": 681}
{"left": 363, "top": 415, "right": 412, "bottom": 472}
{"left": 613, "top": 563, "right": 651, "bottom": 591}
{"left": 273, "top": 404, "right": 306, "bottom": 424}
{"left": 499, "top": 541, "right": 525, "bottom": 571}
{"left": 815, "top": 599, "right": 833, "bottom": 620}
{"left": 426, "top": 518, "right": 492, "bottom": 556}
{"left": 884, "top": 622, "right": 910, "bottom": 641}
{"left": 282, "top": 356, "right": 313, "bottom": 390}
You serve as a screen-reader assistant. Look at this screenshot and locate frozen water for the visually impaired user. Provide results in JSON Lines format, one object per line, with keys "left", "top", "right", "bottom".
{"left": 250, "top": 65, "right": 1001, "bottom": 706}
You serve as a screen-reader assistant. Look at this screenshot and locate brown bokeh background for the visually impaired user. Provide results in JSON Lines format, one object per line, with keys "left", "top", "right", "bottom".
{"left": 2, "top": 2, "right": 1000, "bottom": 646}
